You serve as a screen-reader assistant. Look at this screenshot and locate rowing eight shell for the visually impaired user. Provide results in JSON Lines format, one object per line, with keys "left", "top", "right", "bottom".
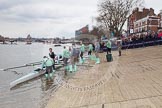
{"left": 10, "top": 68, "right": 45, "bottom": 88}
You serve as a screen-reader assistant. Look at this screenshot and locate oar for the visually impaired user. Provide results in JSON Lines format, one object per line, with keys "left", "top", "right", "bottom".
{"left": 1, "top": 65, "right": 29, "bottom": 71}
{"left": 26, "top": 61, "right": 42, "bottom": 65}
{"left": 27, "top": 62, "right": 42, "bottom": 66}
{"left": 1, "top": 62, "right": 64, "bottom": 71}
{"left": 1, "top": 62, "right": 42, "bottom": 71}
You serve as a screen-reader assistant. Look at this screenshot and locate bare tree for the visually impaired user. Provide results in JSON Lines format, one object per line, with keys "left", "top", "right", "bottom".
{"left": 89, "top": 26, "right": 104, "bottom": 39}
{"left": 97, "top": 0, "right": 144, "bottom": 38}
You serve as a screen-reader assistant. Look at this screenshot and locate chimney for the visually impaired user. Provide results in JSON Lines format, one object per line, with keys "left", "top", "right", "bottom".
{"left": 136, "top": 7, "right": 139, "bottom": 12}
{"left": 149, "top": 8, "right": 155, "bottom": 15}
{"left": 143, "top": 8, "right": 149, "bottom": 14}
{"left": 142, "top": 8, "right": 149, "bottom": 18}
{"left": 133, "top": 7, "right": 139, "bottom": 13}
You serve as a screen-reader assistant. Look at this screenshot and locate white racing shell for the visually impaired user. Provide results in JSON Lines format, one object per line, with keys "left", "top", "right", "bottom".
{"left": 10, "top": 64, "right": 63, "bottom": 88}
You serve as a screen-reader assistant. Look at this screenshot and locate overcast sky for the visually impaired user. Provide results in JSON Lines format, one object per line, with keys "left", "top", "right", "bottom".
{"left": 0, "top": 0, "right": 161, "bottom": 38}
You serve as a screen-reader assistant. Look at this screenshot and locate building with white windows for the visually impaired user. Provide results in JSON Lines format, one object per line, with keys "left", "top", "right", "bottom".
{"left": 134, "top": 16, "right": 160, "bottom": 34}
{"left": 128, "top": 8, "right": 160, "bottom": 35}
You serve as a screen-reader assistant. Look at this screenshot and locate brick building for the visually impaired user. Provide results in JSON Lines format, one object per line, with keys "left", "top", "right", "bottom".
{"left": 127, "top": 8, "right": 160, "bottom": 35}
{"left": 158, "top": 10, "right": 162, "bottom": 31}
{"left": 134, "top": 16, "right": 160, "bottom": 33}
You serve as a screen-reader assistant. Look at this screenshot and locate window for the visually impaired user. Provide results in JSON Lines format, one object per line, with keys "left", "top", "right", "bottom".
{"left": 151, "top": 20, "right": 158, "bottom": 25}
{"left": 142, "top": 21, "right": 145, "bottom": 26}
{"left": 136, "top": 24, "right": 138, "bottom": 27}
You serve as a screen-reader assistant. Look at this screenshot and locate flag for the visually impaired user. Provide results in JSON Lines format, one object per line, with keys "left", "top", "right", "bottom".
{"left": 158, "top": 33, "right": 162, "bottom": 38}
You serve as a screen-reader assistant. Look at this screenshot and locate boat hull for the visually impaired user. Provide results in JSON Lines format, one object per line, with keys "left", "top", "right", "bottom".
{"left": 10, "top": 65, "right": 63, "bottom": 88}
{"left": 10, "top": 69, "right": 45, "bottom": 88}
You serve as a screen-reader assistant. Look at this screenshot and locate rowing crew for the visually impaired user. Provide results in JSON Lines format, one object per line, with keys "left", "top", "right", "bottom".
{"left": 42, "top": 43, "right": 86, "bottom": 78}
{"left": 41, "top": 48, "right": 62, "bottom": 79}
{"left": 62, "top": 44, "right": 80, "bottom": 75}
{"left": 42, "top": 42, "right": 102, "bottom": 79}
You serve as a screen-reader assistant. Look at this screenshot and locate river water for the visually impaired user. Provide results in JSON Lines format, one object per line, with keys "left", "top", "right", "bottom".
{"left": 0, "top": 42, "right": 69, "bottom": 108}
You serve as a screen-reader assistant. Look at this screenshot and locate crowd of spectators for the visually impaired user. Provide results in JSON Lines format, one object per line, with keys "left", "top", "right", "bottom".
{"left": 91, "top": 31, "right": 162, "bottom": 52}
{"left": 122, "top": 31, "right": 162, "bottom": 49}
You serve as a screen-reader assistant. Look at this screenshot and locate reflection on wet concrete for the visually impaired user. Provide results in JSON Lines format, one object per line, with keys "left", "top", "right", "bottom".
{"left": 41, "top": 77, "right": 54, "bottom": 91}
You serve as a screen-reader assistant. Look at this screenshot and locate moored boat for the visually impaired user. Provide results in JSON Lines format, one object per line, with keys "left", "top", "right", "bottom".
{"left": 54, "top": 44, "right": 61, "bottom": 47}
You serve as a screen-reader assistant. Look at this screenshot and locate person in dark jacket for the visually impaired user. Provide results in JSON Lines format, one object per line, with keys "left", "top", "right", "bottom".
{"left": 49, "top": 48, "right": 56, "bottom": 70}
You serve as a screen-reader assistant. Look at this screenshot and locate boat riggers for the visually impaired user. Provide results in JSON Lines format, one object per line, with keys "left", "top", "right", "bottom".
{"left": 26, "top": 61, "right": 42, "bottom": 65}
{"left": 1, "top": 62, "right": 42, "bottom": 71}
